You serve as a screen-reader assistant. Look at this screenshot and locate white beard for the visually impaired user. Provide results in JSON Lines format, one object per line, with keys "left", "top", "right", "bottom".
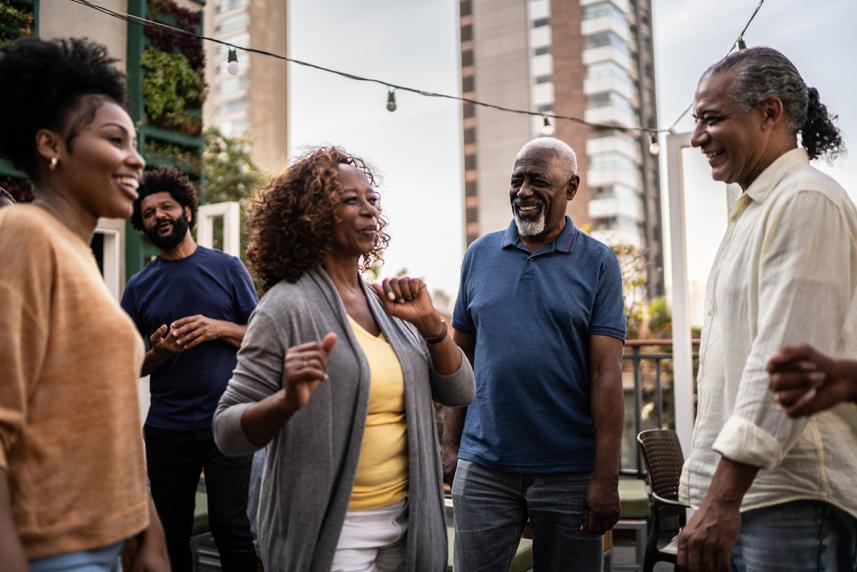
{"left": 514, "top": 211, "right": 545, "bottom": 237}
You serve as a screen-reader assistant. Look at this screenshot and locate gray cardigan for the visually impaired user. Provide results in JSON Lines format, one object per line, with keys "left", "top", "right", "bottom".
{"left": 213, "top": 267, "right": 474, "bottom": 572}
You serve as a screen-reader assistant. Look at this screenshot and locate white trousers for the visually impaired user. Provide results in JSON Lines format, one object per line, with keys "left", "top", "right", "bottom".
{"left": 331, "top": 499, "right": 408, "bottom": 572}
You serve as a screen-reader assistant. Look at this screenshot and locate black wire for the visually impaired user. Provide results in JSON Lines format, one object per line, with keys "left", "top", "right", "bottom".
{"left": 68, "top": 0, "right": 764, "bottom": 136}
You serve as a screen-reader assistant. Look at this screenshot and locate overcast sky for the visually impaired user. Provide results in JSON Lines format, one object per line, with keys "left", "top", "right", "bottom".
{"left": 288, "top": 0, "right": 857, "bottom": 304}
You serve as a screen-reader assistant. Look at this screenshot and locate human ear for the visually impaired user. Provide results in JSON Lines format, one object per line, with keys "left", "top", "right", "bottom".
{"left": 35, "top": 129, "right": 64, "bottom": 164}
{"left": 760, "top": 97, "right": 785, "bottom": 130}
{"left": 567, "top": 175, "right": 580, "bottom": 200}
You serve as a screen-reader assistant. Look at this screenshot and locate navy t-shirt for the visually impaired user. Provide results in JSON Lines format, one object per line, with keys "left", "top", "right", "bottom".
{"left": 121, "top": 246, "right": 258, "bottom": 430}
{"left": 452, "top": 217, "right": 625, "bottom": 473}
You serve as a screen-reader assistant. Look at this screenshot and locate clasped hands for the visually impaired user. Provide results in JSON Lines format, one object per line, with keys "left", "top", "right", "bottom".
{"left": 149, "top": 314, "right": 224, "bottom": 354}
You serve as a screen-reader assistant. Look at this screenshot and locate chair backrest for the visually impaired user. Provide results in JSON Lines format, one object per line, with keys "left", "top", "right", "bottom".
{"left": 637, "top": 429, "right": 684, "bottom": 503}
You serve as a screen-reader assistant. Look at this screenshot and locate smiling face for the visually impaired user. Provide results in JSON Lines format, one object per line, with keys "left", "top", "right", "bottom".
{"left": 52, "top": 99, "right": 145, "bottom": 219}
{"left": 331, "top": 164, "right": 380, "bottom": 258}
{"left": 509, "top": 145, "right": 578, "bottom": 239}
{"left": 691, "top": 70, "right": 774, "bottom": 190}
{"left": 140, "top": 191, "right": 191, "bottom": 250}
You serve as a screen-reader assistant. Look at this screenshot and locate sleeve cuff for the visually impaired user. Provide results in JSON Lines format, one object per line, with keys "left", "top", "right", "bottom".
{"left": 212, "top": 402, "right": 259, "bottom": 457}
{"left": 712, "top": 415, "right": 784, "bottom": 470}
{"left": 431, "top": 348, "right": 475, "bottom": 407}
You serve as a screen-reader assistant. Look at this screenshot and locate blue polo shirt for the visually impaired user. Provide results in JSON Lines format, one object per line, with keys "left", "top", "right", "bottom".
{"left": 121, "top": 246, "right": 258, "bottom": 430}
{"left": 452, "top": 217, "right": 625, "bottom": 473}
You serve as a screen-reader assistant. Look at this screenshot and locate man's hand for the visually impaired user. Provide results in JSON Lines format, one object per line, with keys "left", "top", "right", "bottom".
{"left": 281, "top": 333, "right": 338, "bottom": 413}
{"left": 130, "top": 500, "right": 170, "bottom": 572}
{"left": 441, "top": 440, "right": 459, "bottom": 485}
{"left": 677, "top": 496, "right": 741, "bottom": 572}
{"left": 767, "top": 343, "right": 857, "bottom": 417}
{"left": 149, "top": 324, "right": 183, "bottom": 356}
{"left": 170, "top": 315, "right": 223, "bottom": 350}
{"left": 678, "top": 457, "right": 757, "bottom": 572}
{"left": 581, "top": 474, "right": 620, "bottom": 535}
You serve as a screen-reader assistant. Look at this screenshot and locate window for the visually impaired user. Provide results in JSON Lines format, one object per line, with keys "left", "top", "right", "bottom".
{"left": 532, "top": 17, "right": 550, "bottom": 27}
{"left": 218, "top": 0, "right": 247, "bottom": 13}
{"left": 217, "top": 13, "right": 248, "bottom": 33}
{"left": 464, "top": 154, "right": 476, "bottom": 170}
{"left": 466, "top": 207, "right": 478, "bottom": 224}
{"left": 464, "top": 127, "right": 476, "bottom": 145}
{"left": 534, "top": 45, "right": 551, "bottom": 56}
{"left": 536, "top": 103, "right": 554, "bottom": 114}
{"left": 586, "top": 62, "right": 633, "bottom": 86}
{"left": 460, "top": 0, "right": 472, "bottom": 17}
{"left": 218, "top": 76, "right": 247, "bottom": 96}
{"left": 462, "top": 75, "right": 475, "bottom": 93}
{"left": 535, "top": 74, "right": 552, "bottom": 85}
{"left": 463, "top": 102, "right": 475, "bottom": 118}
{"left": 461, "top": 25, "right": 472, "bottom": 42}
{"left": 461, "top": 50, "right": 473, "bottom": 67}
{"left": 584, "top": 31, "right": 630, "bottom": 56}
{"left": 219, "top": 97, "right": 247, "bottom": 116}
{"left": 465, "top": 182, "right": 477, "bottom": 196}
{"left": 582, "top": 2, "right": 625, "bottom": 21}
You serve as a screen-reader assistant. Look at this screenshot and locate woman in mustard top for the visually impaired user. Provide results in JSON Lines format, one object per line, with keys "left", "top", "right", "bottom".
{"left": 214, "top": 147, "right": 474, "bottom": 571}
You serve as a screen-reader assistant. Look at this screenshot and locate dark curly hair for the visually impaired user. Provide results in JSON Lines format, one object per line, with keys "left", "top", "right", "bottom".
{"left": 705, "top": 46, "right": 844, "bottom": 160}
{"left": 246, "top": 147, "right": 390, "bottom": 292}
{"left": 131, "top": 166, "right": 199, "bottom": 231}
{"left": 0, "top": 37, "right": 128, "bottom": 182}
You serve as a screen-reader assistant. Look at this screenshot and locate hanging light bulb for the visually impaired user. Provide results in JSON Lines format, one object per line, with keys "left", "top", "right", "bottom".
{"left": 227, "top": 47, "right": 240, "bottom": 75}
{"left": 541, "top": 116, "right": 554, "bottom": 136}
{"left": 734, "top": 37, "right": 747, "bottom": 52}
{"left": 648, "top": 133, "right": 660, "bottom": 155}
{"left": 386, "top": 88, "right": 397, "bottom": 112}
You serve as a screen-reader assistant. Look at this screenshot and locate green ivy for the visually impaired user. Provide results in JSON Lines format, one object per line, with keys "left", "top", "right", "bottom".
{"left": 0, "top": 1, "right": 35, "bottom": 46}
{"left": 141, "top": 47, "right": 207, "bottom": 132}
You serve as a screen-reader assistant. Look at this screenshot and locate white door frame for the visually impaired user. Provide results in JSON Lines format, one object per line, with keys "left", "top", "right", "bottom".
{"left": 197, "top": 201, "right": 241, "bottom": 256}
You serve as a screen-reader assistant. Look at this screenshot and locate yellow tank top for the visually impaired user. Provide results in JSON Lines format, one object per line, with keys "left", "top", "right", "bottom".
{"left": 347, "top": 315, "right": 409, "bottom": 510}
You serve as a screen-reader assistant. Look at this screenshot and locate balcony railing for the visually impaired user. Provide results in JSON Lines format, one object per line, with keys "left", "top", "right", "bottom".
{"left": 621, "top": 339, "right": 700, "bottom": 476}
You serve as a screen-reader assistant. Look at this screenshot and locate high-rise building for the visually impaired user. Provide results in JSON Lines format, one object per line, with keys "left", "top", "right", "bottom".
{"left": 204, "top": 0, "right": 288, "bottom": 174}
{"left": 459, "top": 0, "right": 664, "bottom": 296}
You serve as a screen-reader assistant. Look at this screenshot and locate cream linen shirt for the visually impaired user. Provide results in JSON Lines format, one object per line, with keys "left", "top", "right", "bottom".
{"left": 679, "top": 148, "right": 857, "bottom": 518}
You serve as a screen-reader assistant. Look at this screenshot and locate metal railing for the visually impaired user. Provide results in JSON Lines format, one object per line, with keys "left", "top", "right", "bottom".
{"left": 621, "top": 339, "right": 700, "bottom": 477}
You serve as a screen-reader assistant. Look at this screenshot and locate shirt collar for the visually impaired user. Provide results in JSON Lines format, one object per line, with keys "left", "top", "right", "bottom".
{"left": 731, "top": 148, "right": 809, "bottom": 219}
{"left": 501, "top": 215, "right": 577, "bottom": 254}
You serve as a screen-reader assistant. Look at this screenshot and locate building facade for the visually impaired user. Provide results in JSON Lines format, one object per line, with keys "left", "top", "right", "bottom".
{"left": 460, "top": 0, "right": 664, "bottom": 296}
{"left": 204, "top": 0, "right": 288, "bottom": 174}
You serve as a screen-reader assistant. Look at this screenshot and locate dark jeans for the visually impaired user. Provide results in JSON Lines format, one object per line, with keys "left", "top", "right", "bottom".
{"left": 452, "top": 459, "right": 602, "bottom": 571}
{"left": 144, "top": 426, "right": 256, "bottom": 572}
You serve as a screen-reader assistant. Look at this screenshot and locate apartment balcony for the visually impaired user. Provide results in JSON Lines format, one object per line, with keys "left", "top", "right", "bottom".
{"left": 587, "top": 133, "right": 642, "bottom": 163}
{"left": 585, "top": 104, "right": 639, "bottom": 129}
{"left": 588, "top": 162, "right": 642, "bottom": 189}
{"left": 582, "top": 45, "right": 634, "bottom": 73}
{"left": 584, "top": 74, "right": 637, "bottom": 105}
{"left": 581, "top": 15, "right": 632, "bottom": 44}
{"left": 589, "top": 195, "right": 644, "bottom": 223}
{"left": 581, "top": 0, "right": 632, "bottom": 14}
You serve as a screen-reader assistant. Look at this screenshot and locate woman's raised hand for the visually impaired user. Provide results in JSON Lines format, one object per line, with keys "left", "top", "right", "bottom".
{"left": 371, "top": 277, "right": 444, "bottom": 339}
{"left": 282, "top": 333, "right": 337, "bottom": 413}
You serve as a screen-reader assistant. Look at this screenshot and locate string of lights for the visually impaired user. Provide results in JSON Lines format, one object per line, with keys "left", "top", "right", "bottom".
{"left": 68, "top": 0, "right": 764, "bottom": 140}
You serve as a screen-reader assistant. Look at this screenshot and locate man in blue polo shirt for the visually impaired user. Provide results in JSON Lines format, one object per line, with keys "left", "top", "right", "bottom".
{"left": 121, "top": 167, "right": 258, "bottom": 571}
{"left": 445, "top": 137, "right": 626, "bottom": 571}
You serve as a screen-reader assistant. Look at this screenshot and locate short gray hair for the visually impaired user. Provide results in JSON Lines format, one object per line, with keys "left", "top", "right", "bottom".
{"left": 516, "top": 137, "right": 577, "bottom": 176}
{"left": 703, "top": 46, "right": 843, "bottom": 160}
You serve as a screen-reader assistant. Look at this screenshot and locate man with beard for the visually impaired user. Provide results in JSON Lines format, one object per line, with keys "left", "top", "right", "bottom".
{"left": 121, "top": 167, "right": 259, "bottom": 571}
{"left": 445, "top": 137, "right": 625, "bottom": 570}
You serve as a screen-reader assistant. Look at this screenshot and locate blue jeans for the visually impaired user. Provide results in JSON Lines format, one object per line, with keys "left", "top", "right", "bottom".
{"left": 731, "top": 500, "right": 857, "bottom": 571}
{"left": 29, "top": 541, "right": 123, "bottom": 572}
{"left": 452, "top": 459, "right": 602, "bottom": 571}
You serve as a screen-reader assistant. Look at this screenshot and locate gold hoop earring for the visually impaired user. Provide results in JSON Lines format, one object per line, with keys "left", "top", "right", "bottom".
{"left": 49, "top": 157, "right": 59, "bottom": 171}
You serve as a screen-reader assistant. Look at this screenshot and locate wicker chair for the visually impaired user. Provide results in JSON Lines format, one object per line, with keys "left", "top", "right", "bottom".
{"left": 637, "top": 429, "right": 689, "bottom": 572}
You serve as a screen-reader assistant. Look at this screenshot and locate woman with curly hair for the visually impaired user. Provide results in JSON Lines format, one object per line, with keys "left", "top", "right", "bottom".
{"left": 0, "top": 38, "right": 168, "bottom": 571}
{"left": 214, "top": 146, "right": 474, "bottom": 571}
